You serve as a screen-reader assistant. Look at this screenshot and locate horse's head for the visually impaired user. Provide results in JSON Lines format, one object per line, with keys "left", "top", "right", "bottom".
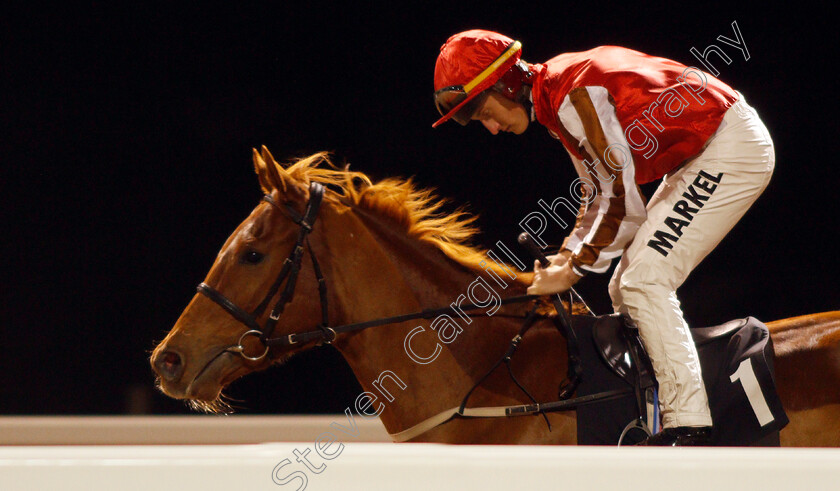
{"left": 151, "top": 147, "right": 549, "bottom": 415}
{"left": 150, "top": 147, "right": 339, "bottom": 412}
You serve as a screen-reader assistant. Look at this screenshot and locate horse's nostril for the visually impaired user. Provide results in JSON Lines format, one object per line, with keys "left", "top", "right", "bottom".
{"left": 162, "top": 352, "right": 179, "bottom": 370}
{"left": 154, "top": 350, "right": 184, "bottom": 382}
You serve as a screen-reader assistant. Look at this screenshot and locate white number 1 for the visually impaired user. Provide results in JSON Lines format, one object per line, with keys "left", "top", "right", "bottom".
{"left": 730, "top": 358, "right": 774, "bottom": 426}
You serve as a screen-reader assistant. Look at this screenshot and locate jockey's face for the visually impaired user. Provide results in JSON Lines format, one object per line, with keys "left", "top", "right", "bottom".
{"left": 472, "top": 91, "right": 529, "bottom": 135}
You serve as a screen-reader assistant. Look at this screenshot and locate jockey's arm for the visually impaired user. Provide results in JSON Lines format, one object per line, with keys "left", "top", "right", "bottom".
{"left": 529, "top": 87, "right": 646, "bottom": 294}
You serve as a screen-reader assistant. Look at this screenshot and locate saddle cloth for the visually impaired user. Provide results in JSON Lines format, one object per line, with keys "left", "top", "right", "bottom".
{"left": 572, "top": 314, "right": 789, "bottom": 445}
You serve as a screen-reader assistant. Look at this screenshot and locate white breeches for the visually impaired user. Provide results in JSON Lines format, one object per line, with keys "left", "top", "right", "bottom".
{"left": 609, "top": 95, "right": 775, "bottom": 428}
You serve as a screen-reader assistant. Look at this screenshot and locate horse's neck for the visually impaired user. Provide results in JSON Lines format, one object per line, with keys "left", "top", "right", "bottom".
{"left": 317, "top": 205, "right": 535, "bottom": 435}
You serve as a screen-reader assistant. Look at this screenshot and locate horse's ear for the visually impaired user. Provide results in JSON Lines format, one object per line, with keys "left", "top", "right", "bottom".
{"left": 253, "top": 148, "right": 275, "bottom": 194}
{"left": 260, "top": 146, "right": 278, "bottom": 172}
{"left": 253, "top": 146, "right": 292, "bottom": 194}
{"left": 251, "top": 146, "right": 307, "bottom": 202}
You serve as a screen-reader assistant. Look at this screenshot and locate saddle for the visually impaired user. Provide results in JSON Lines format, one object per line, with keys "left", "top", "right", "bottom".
{"left": 573, "top": 313, "right": 789, "bottom": 446}
{"left": 590, "top": 315, "right": 753, "bottom": 392}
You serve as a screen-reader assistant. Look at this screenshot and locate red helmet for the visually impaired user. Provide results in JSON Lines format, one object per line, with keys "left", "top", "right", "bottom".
{"left": 432, "top": 30, "right": 529, "bottom": 128}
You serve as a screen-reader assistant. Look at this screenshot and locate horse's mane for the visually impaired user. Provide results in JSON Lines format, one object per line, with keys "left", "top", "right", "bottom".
{"left": 254, "top": 148, "right": 530, "bottom": 283}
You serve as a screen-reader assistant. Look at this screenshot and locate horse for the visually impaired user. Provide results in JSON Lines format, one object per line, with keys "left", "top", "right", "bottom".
{"left": 151, "top": 148, "right": 840, "bottom": 446}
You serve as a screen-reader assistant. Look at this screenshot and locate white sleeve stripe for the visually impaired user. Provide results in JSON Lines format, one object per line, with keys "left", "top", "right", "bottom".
{"left": 556, "top": 86, "right": 647, "bottom": 272}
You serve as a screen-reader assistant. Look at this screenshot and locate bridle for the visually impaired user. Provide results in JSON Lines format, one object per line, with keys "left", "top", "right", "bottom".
{"left": 197, "top": 182, "right": 333, "bottom": 361}
{"left": 195, "top": 180, "right": 543, "bottom": 363}
{"left": 194, "top": 181, "right": 597, "bottom": 439}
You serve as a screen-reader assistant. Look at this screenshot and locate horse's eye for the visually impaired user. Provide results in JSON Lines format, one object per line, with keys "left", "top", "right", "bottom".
{"left": 241, "top": 250, "right": 265, "bottom": 265}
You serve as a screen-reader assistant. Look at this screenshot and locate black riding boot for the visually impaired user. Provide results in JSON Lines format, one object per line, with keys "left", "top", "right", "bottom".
{"left": 636, "top": 426, "right": 712, "bottom": 446}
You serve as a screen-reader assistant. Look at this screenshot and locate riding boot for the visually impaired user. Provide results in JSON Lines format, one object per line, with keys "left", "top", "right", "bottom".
{"left": 636, "top": 426, "right": 712, "bottom": 446}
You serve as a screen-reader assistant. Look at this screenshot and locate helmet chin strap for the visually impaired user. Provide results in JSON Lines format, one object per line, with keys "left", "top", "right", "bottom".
{"left": 515, "top": 85, "right": 534, "bottom": 119}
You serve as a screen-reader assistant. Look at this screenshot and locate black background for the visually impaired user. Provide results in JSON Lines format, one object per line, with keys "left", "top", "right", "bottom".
{"left": 2, "top": 2, "right": 837, "bottom": 415}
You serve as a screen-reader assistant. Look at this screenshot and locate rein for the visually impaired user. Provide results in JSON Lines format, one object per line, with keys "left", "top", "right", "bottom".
{"left": 196, "top": 182, "right": 539, "bottom": 361}
{"left": 195, "top": 182, "right": 610, "bottom": 442}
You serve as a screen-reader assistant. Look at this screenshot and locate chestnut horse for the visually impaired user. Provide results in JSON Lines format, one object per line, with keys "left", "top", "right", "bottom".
{"left": 151, "top": 148, "right": 840, "bottom": 446}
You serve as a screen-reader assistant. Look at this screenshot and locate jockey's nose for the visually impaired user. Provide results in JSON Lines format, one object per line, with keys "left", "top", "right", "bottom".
{"left": 481, "top": 119, "right": 501, "bottom": 135}
{"left": 152, "top": 349, "right": 184, "bottom": 382}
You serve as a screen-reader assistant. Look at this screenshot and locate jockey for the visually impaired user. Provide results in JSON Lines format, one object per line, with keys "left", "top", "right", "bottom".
{"left": 432, "top": 29, "right": 775, "bottom": 446}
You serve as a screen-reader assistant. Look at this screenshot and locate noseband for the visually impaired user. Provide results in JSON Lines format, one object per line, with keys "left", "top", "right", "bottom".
{"left": 197, "top": 182, "right": 334, "bottom": 361}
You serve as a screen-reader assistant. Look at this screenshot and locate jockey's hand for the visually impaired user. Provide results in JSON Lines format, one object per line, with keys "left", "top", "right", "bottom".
{"left": 527, "top": 258, "right": 582, "bottom": 295}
